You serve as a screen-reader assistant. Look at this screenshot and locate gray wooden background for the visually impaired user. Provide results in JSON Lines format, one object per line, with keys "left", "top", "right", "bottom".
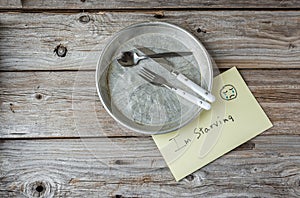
{"left": 0, "top": 0, "right": 299, "bottom": 197}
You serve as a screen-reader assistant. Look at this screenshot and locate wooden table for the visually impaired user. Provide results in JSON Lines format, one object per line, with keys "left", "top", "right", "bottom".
{"left": 1, "top": 1, "right": 299, "bottom": 197}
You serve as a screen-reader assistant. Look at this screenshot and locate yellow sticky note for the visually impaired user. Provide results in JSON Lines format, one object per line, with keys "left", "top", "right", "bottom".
{"left": 152, "top": 67, "right": 273, "bottom": 181}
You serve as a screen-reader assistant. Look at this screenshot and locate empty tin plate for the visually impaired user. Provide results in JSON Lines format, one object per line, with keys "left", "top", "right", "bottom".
{"left": 96, "top": 22, "right": 213, "bottom": 135}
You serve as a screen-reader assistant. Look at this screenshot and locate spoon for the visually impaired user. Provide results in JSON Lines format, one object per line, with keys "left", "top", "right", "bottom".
{"left": 117, "top": 51, "right": 193, "bottom": 67}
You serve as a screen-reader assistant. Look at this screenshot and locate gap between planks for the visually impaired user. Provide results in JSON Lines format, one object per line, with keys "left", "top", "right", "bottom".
{"left": 1, "top": 8, "right": 300, "bottom": 13}
{"left": 1, "top": 68, "right": 300, "bottom": 73}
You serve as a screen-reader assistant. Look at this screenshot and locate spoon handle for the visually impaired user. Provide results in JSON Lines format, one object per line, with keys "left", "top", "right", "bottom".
{"left": 147, "top": 52, "right": 193, "bottom": 59}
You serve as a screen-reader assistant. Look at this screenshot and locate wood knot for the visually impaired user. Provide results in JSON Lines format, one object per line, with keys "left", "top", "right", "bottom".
{"left": 79, "top": 15, "right": 90, "bottom": 24}
{"left": 35, "top": 93, "right": 43, "bottom": 100}
{"left": 36, "top": 185, "right": 44, "bottom": 193}
{"left": 54, "top": 44, "right": 67, "bottom": 57}
{"left": 25, "top": 181, "right": 49, "bottom": 197}
{"left": 185, "top": 174, "right": 194, "bottom": 181}
{"left": 154, "top": 11, "right": 164, "bottom": 19}
{"left": 261, "top": 20, "right": 271, "bottom": 24}
{"left": 234, "top": 141, "right": 255, "bottom": 151}
{"left": 115, "top": 160, "right": 122, "bottom": 165}
{"left": 115, "top": 195, "right": 123, "bottom": 198}
{"left": 114, "top": 160, "right": 130, "bottom": 165}
{"left": 22, "top": 175, "right": 56, "bottom": 198}
{"left": 197, "top": 28, "right": 206, "bottom": 33}
{"left": 80, "top": 0, "right": 86, "bottom": 2}
{"left": 288, "top": 43, "right": 296, "bottom": 49}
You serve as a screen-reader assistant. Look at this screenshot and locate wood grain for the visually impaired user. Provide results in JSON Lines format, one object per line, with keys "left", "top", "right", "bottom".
{"left": 1, "top": 0, "right": 300, "bottom": 9}
{"left": 0, "top": 0, "right": 21, "bottom": 9}
{"left": 0, "top": 7, "right": 299, "bottom": 198}
{"left": 0, "top": 70, "right": 299, "bottom": 138}
{"left": 0, "top": 11, "right": 299, "bottom": 71}
{"left": 0, "top": 135, "right": 299, "bottom": 197}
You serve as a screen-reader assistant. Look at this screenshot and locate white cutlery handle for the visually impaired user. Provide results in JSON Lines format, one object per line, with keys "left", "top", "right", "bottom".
{"left": 171, "top": 87, "right": 211, "bottom": 110}
{"left": 176, "top": 73, "right": 215, "bottom": 103}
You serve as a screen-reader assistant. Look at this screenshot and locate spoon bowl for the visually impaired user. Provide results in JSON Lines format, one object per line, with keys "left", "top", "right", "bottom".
{"left": 117, "top": 51, "right": 147, "bottom": 66}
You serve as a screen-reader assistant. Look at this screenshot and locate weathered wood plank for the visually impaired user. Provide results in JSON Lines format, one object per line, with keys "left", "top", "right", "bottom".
{"left": 0, "top": 69, "right": 299, "bottom": 138}
{"left": 0, "top": 0, "right": 22, "bottom": 9}
{"left": 0, "top": 11, "right": 299, "bottom": 71}
{"left": 5, "top": 0, "right": 300, "bottom": 9}
{"left": 0, "top": 135, "right": 299, "bottom": 197}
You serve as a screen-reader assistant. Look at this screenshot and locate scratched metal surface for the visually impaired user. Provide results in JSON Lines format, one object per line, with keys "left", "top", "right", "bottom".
{"left": 97, "top": 22, "right": 213, "bottom": 134}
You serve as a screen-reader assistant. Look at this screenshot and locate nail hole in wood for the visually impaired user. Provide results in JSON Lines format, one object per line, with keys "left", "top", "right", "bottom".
{"left": 35, "top": 93, "right": 42, "bottom": 100}
{"left": 81, "top": 0, "right": 86, "bottom": 2}
{"left": 36, "top": 185, "right": 44, "bottom": 193}
{"left": 79, "top": 15, "right": 90, "bottom": 24}
{"left": 54, "top": 44, "right": 67, "bottom": 57}
{"left": 115, "top": 195, "right": 123, "bottom": 198}
{"left": 197, "top": 28, "right": 206, "bottom": 33}
{"left": 9, "top": 103, "right": 15, "bottom": 113}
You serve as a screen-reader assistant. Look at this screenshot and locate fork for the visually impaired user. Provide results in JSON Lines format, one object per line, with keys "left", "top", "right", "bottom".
{"left": 138, "top": 67, "right": 211, "bottom": 110}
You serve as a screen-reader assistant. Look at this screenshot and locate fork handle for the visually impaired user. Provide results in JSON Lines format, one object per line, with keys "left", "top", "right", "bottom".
{"left": 171, "top": 87, "right": 211, "bottom": 110}
{"left": 176, "top": 73, "right": 215, "bottom": 103}
{"left": 147, "top": 52, "right": 193, "bottom": 58}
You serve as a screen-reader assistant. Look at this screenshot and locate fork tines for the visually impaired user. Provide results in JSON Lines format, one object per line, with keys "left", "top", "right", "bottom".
{"left": 138, "top": 67, "right": 155, "bottom": 82}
